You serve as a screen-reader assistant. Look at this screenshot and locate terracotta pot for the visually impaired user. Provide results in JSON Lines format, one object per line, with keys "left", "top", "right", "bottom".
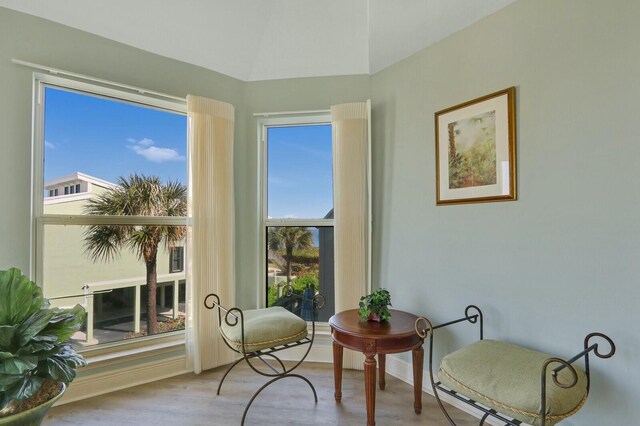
{"left": 368, "top": 313, "right": 383, "bottom": 322}
{"left": 0, "top": 383, "right": 65, "bottom": 426}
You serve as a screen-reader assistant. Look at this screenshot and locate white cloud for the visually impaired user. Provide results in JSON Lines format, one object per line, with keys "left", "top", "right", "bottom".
{"left": 128, "top": 145, "right": 185, "bottom": 163}
{"left": 127, "top": 137, "right": 183, "bottom": 163}
{"left": 44, "top": 140, "right": 55, "bottom": 149}
{"left": 127, "top": 137, "right": 154, "bottom": 146}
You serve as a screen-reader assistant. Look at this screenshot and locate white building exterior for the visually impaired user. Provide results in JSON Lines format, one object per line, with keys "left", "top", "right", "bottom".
{"left": 43, "top": 172, "right": 185, "bottom": 345}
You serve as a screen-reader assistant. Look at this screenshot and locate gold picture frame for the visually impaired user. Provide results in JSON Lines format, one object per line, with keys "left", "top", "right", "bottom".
{"left": 435, "top": 87, "right": 516, "bottom": 205}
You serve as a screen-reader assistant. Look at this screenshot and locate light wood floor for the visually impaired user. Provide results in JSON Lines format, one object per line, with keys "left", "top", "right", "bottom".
{"left": 47, "top": 362, "right": 478, "bottom": 425}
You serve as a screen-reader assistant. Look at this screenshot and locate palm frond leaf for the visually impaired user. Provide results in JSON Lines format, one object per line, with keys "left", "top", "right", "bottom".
{"left": 82, "top": 174, "right": 187, "bottom": 263}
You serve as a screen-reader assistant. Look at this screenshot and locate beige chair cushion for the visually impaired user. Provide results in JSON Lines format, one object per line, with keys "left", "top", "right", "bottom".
{"left": 220, "top": 306, "right": 308, "bottom": 353}
{"left": 439, "top": 340, "right": 588, "bottom": 426}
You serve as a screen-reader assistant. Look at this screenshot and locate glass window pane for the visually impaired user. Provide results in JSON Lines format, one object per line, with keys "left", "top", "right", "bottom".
{"left": 267, "top": 125, "right": 333, "bottom": 219}
{"left": 266, "top": 226, "right": 335, "bottom": 321}
{"left": 42, "top": 224, "right": 186, "bottom": 347}
{"left": 43, "top": 86, "right": 187, "bottom": 211}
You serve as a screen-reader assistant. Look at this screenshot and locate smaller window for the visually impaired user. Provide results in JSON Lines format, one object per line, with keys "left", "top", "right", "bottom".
{"left": 261, "top": 115, "right": 335, "bottom": 321}
{"left": 49, "top": 190, "right": 54, "bottom": 197}
{"left": 170, "top": 247, "right": 184, "bottom": 273}
{"left": 75, "top": 184, "right": 81, "bottom": 193}
{"left": 64, "top": 186, "right": 69, "bottom": 195}
{"left": 54, "top": 188, "right": 58, "bottom": 196}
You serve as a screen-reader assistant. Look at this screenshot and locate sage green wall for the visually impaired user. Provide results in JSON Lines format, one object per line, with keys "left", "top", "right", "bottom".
{"left": 371, "top": 0, "right": 636, "bottom": 424}
{"left": 237, "top": 76, "right": 372, "bottom": 308}
{"left": 1, "top": 2, "right": 636, "bottom": 423}
{"left": 0, "top": 7, "right": 245, "bottom": 276}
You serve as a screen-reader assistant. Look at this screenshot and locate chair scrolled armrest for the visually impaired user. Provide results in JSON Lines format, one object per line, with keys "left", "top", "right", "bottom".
{"left": 313, "top": 292, "right": 326, "bottom": 311}
{"left": 414, "top": 305, "right": 484, "bottom": 390}
{"left": 278, "top": 284, "right": 326, "bottom": 310}
{"left": 203, "top": 292, "right": 220, "bottom": 310}
{"left": 430, "top": 305, "right": 484, "bottom": 339}
{"left": 584, "top": 332, "right": 616, "bottom": 359}
{"left": 550, "top": 332, "right": 616, "bottom": 395}
{"left": 203, "top": 293, "right": 249, "bottom": 353}
{"left": 415, "top": 316, "right": 434, "bottom": 339}
{"left": 415, "top": 305, "right": 483, "bottom": 337}
{"left": 540, "top": 356, "right": 581, "bottom": 426}
{"left": 204, "top": 293, "right": 242, "bottom": 325}
{"left": 554, "top": 332, "right": 616, "bottom": 374}
{"left": 538, "top": 332, "right": 615, "bottom": 426}
{"left": 282, "top": 283, "right": 294, "bottom": 297}
{"left": 204, "top": 293, "right": 243, "bottom": 327}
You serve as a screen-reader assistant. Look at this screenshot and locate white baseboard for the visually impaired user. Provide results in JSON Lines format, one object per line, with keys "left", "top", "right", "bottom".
{"left": 60, "top": 355, "right": 190, "bottom": 405}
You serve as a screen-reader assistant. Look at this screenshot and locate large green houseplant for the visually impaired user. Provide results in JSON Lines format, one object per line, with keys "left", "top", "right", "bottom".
{"left": 358, "top": 288, "right": 392, "bottom": 322}
{"left": 0, "top": 268, "right": 86, "bottom": 425}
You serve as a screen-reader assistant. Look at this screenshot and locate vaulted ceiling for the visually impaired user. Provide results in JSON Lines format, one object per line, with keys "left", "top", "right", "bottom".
{"left": 0, "top": 0, "right": 518, "bottom": 81}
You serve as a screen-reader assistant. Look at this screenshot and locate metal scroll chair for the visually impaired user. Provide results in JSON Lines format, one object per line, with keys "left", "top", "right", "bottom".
{"left": 204, "top": 287, "right": 325, "bottom": 425}
{"left": 415, "top": 306, "right": 616, "bottom": 426}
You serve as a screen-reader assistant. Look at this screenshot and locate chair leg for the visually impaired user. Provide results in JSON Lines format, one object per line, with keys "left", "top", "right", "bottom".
{"left": 216, "top": 357, "right": 245, "bottom": 395}
{"left": 219, "top": 351, "right": 291, "bottom": 394}
{"left": 479, "top": 413, "right": 490, "bottom": 425}
{"left": 432, "top": 385, "right": 457, "bottom": 426}
{"left": 240, "top": 373, "right": 318, "bottom": 426}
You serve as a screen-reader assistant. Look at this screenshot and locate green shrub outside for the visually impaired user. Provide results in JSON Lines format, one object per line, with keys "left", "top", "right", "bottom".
{"left": 268, "top": 273, "right": 319, "bottom": 306}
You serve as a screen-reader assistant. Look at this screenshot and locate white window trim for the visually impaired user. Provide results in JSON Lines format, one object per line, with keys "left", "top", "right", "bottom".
{"left": 257, "top": 113, "right": 333, "bottom": 310}
{"left": 31, "top": 73, "right": 188, "bottom": 355}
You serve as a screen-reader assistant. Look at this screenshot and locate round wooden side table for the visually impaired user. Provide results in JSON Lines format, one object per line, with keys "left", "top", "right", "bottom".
{"left": 329, "top": 309, "right": 424, "bottom": 426}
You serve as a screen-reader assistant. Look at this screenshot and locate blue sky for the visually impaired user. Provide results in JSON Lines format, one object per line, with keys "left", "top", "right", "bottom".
{"left": 43, "top": 87, "right": 187, "bottom": 185}
{"left": 44, "top": 87, "right": 334, "bottom": 219}
{"left": 267, "top": 125, "right": 333, "bottom": 219}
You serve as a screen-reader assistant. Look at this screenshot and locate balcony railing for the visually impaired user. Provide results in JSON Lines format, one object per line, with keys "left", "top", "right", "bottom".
{"left": 71, "top": 272, "right": 185, "bottom": 345}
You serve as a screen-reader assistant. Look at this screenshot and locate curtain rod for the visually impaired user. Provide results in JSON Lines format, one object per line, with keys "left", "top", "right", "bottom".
{"left": 253, "top": 109, "right": 330, "bottom": 117}
{"left": 11, "top": 58, "right": 186, "bottom": 103}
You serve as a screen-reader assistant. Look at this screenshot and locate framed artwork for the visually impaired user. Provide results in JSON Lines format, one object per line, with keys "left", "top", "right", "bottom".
{"left": 435, "top": 87, "right": 516, "bottom": 205}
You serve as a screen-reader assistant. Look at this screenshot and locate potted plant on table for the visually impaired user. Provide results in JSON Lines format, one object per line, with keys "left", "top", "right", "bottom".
{"left": 0, "top": 268, "right": 86, "bottom": 425}
{"left": 358, "top": 288, "right": 392, "bottom": 322}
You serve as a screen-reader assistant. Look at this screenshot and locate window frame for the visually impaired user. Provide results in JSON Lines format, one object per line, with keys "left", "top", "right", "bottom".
{"left": 258, "top": 113, "right": 334, "bottom": 312}
{"left": 31, "top": 73, "right": 188, "bottom": 354}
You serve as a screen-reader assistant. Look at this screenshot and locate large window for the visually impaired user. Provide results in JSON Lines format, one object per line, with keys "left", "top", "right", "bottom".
{"left": 261, "top": 115, "right": 335, "bottom": 321}
{"left": 33, "top": 75, "right": 187, "bottom": 348}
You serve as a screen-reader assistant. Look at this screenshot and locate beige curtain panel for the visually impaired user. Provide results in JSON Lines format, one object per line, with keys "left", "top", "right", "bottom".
{"left": 331, "top": 100, "right": 372, "bottom": 370}
{"left": 186, "top": 95, "right": 236, "bottom": 373}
